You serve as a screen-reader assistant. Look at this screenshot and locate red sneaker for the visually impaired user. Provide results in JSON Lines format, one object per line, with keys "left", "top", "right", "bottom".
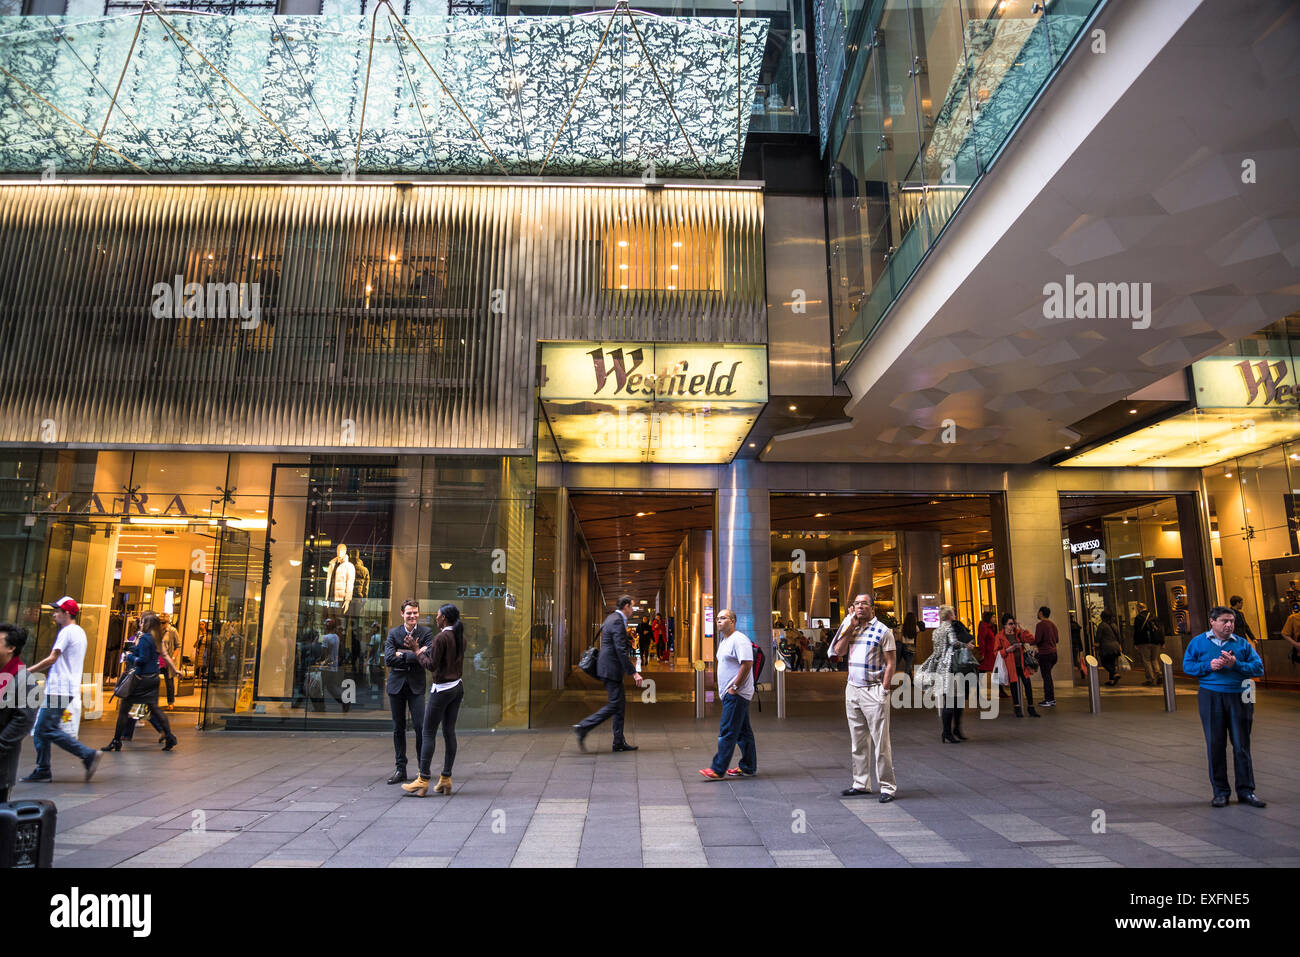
{"left": 725, "top": 767, "right": 755, "bottom": 778}
{"left": 698, "top": 768, "right": 725, "bottom": 780}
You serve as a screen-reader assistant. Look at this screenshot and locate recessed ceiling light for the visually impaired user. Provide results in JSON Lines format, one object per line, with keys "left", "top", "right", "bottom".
{"left": 389, "top": 253, "right": 398, "bottom": 262}
{"left": 617, "top": 240, "right": 628, "bottom": 247}
{"left": 667, "top": 284, "right": 676, "bottom": 290}
{"left": 748, "top": 442, "right": 756, "bottom": 448}
{"left": 440, "top": 562, "right": 452, "bottom": 570}
{"left": 788, "top": 404, "right": 798, "bottom": 412}
{"left": 1128, "top": 408, "right": 1138, "bottom": 414}
{"left": 1063, "top": 445, "right": 1072, "bottom": 450}
{"left": 670, "top": 264, "right": 679, "bottom": 271}
{"left": 619, "top": 263, "right": 628, "bottom": 270}
{"left": 635, "top": 511, "right": 655, "bottom": 517}
{"left": 672, "top": 241, "right": 683, "bottom": 248}
{"left": 629, "top": 552, "right": 645, "bottom": 561}
{"left": 814, "top": 512, "right": 830, "bottom": 518}
{"left": 620, "top": 284, "right": 628, "bottom": 290}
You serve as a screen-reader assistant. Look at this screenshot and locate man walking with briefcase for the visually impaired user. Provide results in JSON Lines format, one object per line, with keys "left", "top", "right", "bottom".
{"left": 574, "top": 596, "right": 643, "bottom": 753}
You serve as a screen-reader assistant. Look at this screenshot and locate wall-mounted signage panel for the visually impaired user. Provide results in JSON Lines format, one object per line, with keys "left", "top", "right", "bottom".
{"left": 1192, "top": 356, "right": 1300, "bottom": 410}
{"left": 539, "top": 342, "right": 768, "bottom": 464}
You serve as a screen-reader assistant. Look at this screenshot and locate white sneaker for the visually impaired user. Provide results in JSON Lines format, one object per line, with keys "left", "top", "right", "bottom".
{"left": 1039, "top": 700, "right": 1055, "bottom": 708}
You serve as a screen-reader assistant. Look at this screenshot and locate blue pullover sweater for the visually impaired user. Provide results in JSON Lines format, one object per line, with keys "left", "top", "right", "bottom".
{"left": 1182, "top": 632, "right": 1263, "bottom": 692}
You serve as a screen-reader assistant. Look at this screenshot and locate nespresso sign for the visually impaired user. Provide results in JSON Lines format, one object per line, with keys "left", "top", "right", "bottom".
{"left": 539, "top": 342, "right": 767, "bottom": 404}
{"left": 1192, "top": 356, "right": 1300, "bottom": 409}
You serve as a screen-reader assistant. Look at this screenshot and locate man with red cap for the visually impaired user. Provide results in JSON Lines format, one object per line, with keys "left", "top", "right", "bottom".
{"left": 23, "top": 596, "right": 101, "bottom": 783}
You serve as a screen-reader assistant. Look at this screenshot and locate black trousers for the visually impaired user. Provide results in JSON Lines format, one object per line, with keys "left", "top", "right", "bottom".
{"left": 418, "top": 683, "right": 465, "bottom": 778}
{"left": 1198, "top": 688, "right": 1255, "bottom": 797}
{"left": 578, "top": 678, "right": 628, "bottom": 744}
{"left": 388, "top": 687, "right": 425, "bottom": 773}
{"left": 1009, "top": 674, "right": 1035, "bottom": 713}
{"left": 1037, "top": 652, "right": 1058, "bottom": 701}
{"left": 163, "top": 668, "right": 175, "bottom": 706}
{"left": 113, "top": 675, "right": 173, "bottom": 742}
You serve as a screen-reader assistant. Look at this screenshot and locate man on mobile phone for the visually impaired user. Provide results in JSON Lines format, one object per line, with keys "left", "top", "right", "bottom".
{"left": 1182, "top": 606, "right": 1266, "bottom": 808}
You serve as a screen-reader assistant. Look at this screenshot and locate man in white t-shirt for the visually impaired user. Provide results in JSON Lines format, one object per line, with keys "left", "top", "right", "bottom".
{"left": 699, "top": 609, "right": 757, "bottom": 780}
{"left": 24, "top": 596, "right": 101, "bottom": 783}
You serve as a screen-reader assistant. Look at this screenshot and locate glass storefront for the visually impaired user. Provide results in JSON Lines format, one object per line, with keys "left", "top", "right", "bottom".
{"left": 0, "top": 449, "right": 534, "bottom": 732}
{"left": 1205, "top": 443, "right": 1300, "bottom": 684}
{"left": 1060, "top": 495, "right": 1200, "bottom": 678}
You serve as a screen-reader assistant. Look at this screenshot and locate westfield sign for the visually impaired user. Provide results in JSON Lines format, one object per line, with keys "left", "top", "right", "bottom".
{"left": 1192, "top": 356, "right": 1300, "bottom": 409}
{"left": 587, "top": 346, "right": 743, "bottom": 398}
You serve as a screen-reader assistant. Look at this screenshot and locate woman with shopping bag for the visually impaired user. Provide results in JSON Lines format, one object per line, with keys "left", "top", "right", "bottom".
{"left": 101, "top": 611, "right": 178, "bottom": 753}
{"left": 991, "top": 613, "right": 1040, "bottom": 718}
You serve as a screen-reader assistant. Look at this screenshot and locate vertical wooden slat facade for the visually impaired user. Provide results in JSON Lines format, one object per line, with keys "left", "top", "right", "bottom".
{"left": 0, "top": 181, "right": 765, "bottom": 452}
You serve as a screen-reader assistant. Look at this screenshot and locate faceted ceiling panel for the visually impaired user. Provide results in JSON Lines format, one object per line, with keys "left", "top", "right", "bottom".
{"left": 0, "top": 13, "right": 767, "bottom": 176}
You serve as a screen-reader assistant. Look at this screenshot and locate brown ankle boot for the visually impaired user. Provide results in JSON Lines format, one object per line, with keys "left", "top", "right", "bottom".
{"left": 401, "top": 775, "right": 430, "bottom": 797}
{"left": 433, "top": 774, "right": 452, "bottom": 794}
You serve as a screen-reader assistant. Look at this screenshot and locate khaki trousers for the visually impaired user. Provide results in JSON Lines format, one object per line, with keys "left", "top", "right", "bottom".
{"left": 1137, "top": 644, "right": 1162, "bottom": 682}
{"left": 845, "top": 682, "right": 896, "bottom": 794}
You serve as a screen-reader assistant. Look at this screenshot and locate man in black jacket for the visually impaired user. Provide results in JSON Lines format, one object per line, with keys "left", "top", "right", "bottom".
{"left": 574, "top": 595, "right": 643, "bottom": 753}
{"left": 384, "top": 599, "right": 433, "bottom": 785}
{"left": 1133, "top": 602, "right": 1165, "bottom": 687}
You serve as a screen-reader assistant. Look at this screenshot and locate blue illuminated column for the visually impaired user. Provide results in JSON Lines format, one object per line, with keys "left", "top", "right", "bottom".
{"left": 715, "top": 459, "right": 771, "bottom": 682}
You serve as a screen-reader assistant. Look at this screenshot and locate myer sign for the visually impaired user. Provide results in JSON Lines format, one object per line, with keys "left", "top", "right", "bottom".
{"left": 1192, "top": 356, "right": 1300, "bottom": 409}
{"left": 539, "top": 342, "right": 767, "bottom": 404}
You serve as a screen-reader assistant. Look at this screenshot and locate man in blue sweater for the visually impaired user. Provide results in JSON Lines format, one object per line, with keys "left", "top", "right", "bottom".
{"left": 1182, "top": 605, "right": 1266, "bottom": 808}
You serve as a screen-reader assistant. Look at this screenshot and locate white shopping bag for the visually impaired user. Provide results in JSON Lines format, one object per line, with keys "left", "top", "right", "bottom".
{"left": 992, "top": 654, "right": 1009, "bottom": 686}
{"left": 59, "top": 695, "right": 82, "bottom": 739}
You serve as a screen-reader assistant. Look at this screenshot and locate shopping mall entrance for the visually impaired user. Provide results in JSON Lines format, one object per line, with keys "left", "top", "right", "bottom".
{"left": 766, "top": 492, "right": 1002, "bottom": 705}
{"left": 530, "top": 490, "right": 716, "bottom": 722}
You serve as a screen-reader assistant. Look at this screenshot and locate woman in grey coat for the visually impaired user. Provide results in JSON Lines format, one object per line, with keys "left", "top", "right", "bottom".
{"left": 1095, "top": 610, "right": 1124, "bottom": 685}
{"left": 916, "top": 606, "right": 976, "bottom": 743}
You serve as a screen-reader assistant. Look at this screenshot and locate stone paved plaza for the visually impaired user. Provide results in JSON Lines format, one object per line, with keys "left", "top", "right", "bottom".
{"left": 13, "top": 683, "right": 1300, "bottom": 868}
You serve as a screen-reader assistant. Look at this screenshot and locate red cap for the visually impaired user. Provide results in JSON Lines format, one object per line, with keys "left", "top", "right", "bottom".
{"left": 50, "top": 596, "right": 79, "bottom": 616}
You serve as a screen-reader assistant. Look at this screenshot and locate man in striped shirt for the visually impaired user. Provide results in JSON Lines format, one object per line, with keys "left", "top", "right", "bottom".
{"left": 829, "top": 592, "right": 898, "bottom": 802}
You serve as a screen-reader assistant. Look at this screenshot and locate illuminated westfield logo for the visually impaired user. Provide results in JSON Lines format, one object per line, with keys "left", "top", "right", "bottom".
{"left": 1236, "top": 359, "right": 1298, "bottom": 406}
{"left": 588, "top": 347, "right": 741, "bottom": 398}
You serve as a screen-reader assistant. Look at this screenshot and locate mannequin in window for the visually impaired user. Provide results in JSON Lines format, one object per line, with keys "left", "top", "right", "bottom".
{"left": 325, "top": 544, "right": 356, "bottom": 613}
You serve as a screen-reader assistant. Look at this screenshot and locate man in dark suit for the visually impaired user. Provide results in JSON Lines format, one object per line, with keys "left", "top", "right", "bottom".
{"left": 574, "top": 595, "right": 643, "bottom": 752}
{"left": 384, "top": 599, "right": 433, "bottom": 785}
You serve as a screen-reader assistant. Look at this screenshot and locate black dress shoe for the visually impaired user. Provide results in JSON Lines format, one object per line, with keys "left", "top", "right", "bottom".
{"left": 572, "top": 725, "right": 588, "bottom": 752}
{"left": 1239, "top": 793, "right": 1267, "bottom": 808}
{"left": 1211, "top": 795, "right": 1228, "bottom": 808}
{"left": 840, "top": 787, "right": 871, "bottom": 797}
{"left": 387, "top": 769, "right": 408, "bottom": 785}
{"left": 879, "top": 792, "right": 895, "bottom": 803}
{"left": 612, "top": 742, "right": 638, "bottom": 752}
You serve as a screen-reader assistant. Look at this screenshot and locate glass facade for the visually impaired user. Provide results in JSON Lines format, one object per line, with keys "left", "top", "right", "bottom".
{"left": 0, "top": 449, "right": 535, "bottom": 731}
{"left": 826, "top": 0, "right": 1099, "bottom": 376}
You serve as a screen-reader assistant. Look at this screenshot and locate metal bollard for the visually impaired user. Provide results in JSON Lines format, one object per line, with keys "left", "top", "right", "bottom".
{"left": 774, "top": 658, "right": 787, "bottom": 719}
{"left": 1160, "top": 653, "right": 1176, "bottom": 712}
{"left": 1085, "top": 654, "right": 1101, "bottom": 713}
{"left": 693, "top": 660, "right": 706, "bottom": 719}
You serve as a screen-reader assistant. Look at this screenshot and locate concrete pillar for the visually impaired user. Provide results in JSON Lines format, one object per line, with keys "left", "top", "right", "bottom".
{"left": 1176, "top": 492, "right": 1213, "bottom": 652}
{"left": 716, "top": 461, "right": 772, "bottom": 681}
{"left": 689, "top": 528, "right": 713, "bottom": 662}
{"left": 998, "top": 475, "right": 1071, "bottom": 690}
{"left": 900, "top": 531, "right": 943, "bottom": 611}
{"left": 806, "top": 560, "right": 832, "bottom": 621}
{"left": 551, "top": 487, "right": 569, "bottom": 691}
{"left": 838, "top": 547, "right": 873, "bottom": 614}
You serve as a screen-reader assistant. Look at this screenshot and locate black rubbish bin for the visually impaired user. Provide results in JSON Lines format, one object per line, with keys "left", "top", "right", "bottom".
{"left": 0, "top": 799, "right": 57, "bottom": 868}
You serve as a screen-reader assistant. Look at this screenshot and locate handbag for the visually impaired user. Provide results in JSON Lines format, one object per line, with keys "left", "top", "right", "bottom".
{"left": 578, "top": 643, "right": 600, "bottom": 679}
{"left": 113, "top": 668, "right": 139, "bottom": 699}
{"left": 1118, "top": 654, "right": 1133, "bottom": 673}
{"left": 303, "top": 668, "right": 324, "bottom": 699}
{"left": 953, "top": 645, "right": 980, "bottom": 676}
{"left": 1022, "top": 646, "right": 1039, "bottom": 673}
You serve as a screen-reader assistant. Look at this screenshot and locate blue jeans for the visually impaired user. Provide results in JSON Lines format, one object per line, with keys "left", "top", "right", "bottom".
{"left": 33, "top": 695, "right": 94, "bottom": 773}
{"left": 710, "top": 692, "right": 757, "bottom": 775}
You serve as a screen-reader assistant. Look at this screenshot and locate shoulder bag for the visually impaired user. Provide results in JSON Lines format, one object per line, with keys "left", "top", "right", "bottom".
{"left": 113, "top": 668, "right": 139, "bottom": 700}
{"left": 953, "top": 645, "right": 980, "bottom": 676}
{"left": 579, "top": 642, "right": 600, "bottom": 679}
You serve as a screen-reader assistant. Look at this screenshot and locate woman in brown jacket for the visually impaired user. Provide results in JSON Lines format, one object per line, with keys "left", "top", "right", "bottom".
{"left": 402, "top": 603, "right": 466, "bottom": 797}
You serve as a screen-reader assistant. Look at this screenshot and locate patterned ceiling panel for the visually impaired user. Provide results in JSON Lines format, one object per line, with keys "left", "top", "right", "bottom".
{"left": 0, "top": 13, "right": 767, "bottom": 175}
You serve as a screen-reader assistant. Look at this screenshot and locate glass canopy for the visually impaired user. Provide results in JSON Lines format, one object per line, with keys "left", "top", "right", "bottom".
{"left": 0, "top": 11, "right": 767, "bottom": 175}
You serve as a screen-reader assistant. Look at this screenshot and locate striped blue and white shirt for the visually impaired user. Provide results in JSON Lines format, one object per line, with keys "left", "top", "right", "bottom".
{"left": 833, "top": 615, "right": 896, "bottom": 688}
